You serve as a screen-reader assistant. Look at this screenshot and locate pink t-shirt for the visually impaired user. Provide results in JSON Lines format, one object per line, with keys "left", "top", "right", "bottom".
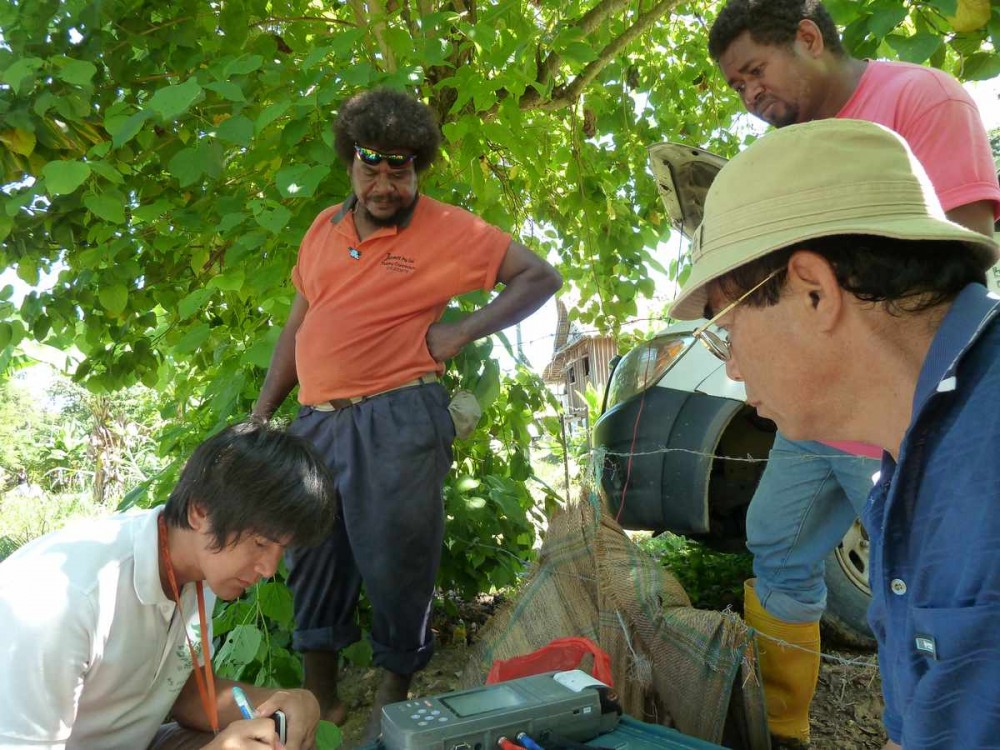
{"left": 837, "top": 60, "right": 1000, "bottom": 218}
{"left": 820, "top": 61, "right": 1000, "bottom": 460}
{"left": 824, "top": 440, "right": 883, "bottom": 460}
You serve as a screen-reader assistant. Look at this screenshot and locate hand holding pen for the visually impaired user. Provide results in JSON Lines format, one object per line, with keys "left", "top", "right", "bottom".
{"left": 202, "top": 686, "right": 285, "bottom": 750}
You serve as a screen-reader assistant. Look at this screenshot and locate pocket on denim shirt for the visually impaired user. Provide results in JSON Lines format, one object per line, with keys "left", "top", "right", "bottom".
{"left": 903, "top": 603, "right": 1000, "bottom": 747}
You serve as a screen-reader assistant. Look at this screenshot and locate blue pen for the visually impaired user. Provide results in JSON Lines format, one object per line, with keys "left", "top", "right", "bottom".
{"left": 516, "top": 732, "right": 545, "bottom": 750}
{"left": 232, "top": 686, "right": 255, "bottom": 720}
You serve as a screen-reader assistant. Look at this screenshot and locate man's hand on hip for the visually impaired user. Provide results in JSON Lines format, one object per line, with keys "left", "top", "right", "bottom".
{"left": 426, "top": 321, "right": 469, "bottom": 362}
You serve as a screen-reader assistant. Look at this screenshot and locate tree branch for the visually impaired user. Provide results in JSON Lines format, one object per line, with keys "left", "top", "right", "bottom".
{"left": 350, "top": 0, "right": 398, "bottom": 72}
{"left": 518, "top": 0, "right": 680, "bottom": 113}
{"left": 535, "top": 0, "right": 629, "bottom": 91}
{"left": 253, "top": 16, "right": 354, "bottom": 27}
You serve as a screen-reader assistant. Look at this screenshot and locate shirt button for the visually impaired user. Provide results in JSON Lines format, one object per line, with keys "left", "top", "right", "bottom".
{"left": 890, "top": 578, "right": 907, "bottom": 595}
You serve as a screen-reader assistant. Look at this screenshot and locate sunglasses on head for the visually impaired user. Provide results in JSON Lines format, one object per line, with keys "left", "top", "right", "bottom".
{"left": 354, "top": 144, "right": 416, "bottom": 169}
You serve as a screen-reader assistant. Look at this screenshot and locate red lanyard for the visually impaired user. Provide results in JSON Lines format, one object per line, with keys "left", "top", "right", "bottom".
{"left": 158, "top": 515, "right": 220, "bottom": 733}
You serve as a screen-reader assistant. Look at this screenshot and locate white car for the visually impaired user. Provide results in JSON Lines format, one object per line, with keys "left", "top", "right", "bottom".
{"left": 592, "top": 143, "right": 873, "bottom": 646}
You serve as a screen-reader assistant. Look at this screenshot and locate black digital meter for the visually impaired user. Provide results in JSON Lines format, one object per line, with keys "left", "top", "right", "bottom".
{"left": 380, "top": 670, "right": 619, "bottom": 750}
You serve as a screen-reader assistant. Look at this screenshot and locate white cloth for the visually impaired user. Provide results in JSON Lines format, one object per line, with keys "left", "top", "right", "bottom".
{"left": 0, "top": 508, "right": 216, "bottom": 749}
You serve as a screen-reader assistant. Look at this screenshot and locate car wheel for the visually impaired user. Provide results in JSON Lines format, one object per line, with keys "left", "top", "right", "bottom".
{"left": 821, "top": 518, "right": 875, "bottom": 649}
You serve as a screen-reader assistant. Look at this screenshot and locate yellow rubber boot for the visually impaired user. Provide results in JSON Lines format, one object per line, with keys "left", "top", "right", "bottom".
{"left": 743, "top": 579, "right": 820, "bottom": 747}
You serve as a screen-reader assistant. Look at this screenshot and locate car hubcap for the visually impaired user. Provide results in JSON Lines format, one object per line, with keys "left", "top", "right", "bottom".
{"left": 834, "top": 518, "right": 871, "bottom": 596}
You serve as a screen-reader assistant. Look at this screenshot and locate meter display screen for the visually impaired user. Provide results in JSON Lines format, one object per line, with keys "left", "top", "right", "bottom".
{"left": 441, "top": 685, "right": 525, "bottom": 717}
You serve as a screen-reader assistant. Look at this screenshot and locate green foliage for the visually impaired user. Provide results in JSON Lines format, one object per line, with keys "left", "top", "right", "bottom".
{"left": 442, "top": 350, "right": 563, "bottom": 597}
{"left": 637, "top": 532, "right": 753, "bottom": 613}
{"left": 315, "top": 720, "right": 343, "bottom": 750}
{"left": 825, "top": 0, "right": 998, "bottom": 77}
{"left": 0, "top": 377, "right": 48, "bottom": 487}
{"left": 214, "top": 572, "right": 302, "bottom": 687}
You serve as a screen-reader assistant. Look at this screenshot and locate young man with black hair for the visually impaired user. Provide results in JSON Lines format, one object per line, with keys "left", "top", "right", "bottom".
{"left": 0, "top": 421, "right": 338, "bottom": 749}
{"left": 252, "top": 87, "right": 562, "bottom": 739}
{"left": 670, "top": 119, "right": 1000, "bottom": 750}
{"left": 704, "top": 3, "right": 1000, "bottom": 746}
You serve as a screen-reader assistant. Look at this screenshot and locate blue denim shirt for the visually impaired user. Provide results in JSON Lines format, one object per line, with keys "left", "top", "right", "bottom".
{"left": 864, "top": 283, "right": 1000, "bottom": 748}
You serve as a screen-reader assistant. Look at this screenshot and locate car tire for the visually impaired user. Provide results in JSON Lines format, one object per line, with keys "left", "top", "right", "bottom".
{"left": 821, "top": 519, "right": 876, "bottom": 649}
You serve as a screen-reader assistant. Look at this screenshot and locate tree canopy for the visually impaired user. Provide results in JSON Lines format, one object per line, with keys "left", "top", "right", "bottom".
{"left": 0, "top": 0, "right": 996, "bottom": 593}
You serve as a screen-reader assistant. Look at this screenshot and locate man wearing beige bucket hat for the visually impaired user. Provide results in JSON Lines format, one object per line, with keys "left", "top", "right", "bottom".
{"left": 670, "top": 118, "right": 1000, "bottom": 750}
{"left": 706, "top": 3, "right": 1000, "bottom": 746}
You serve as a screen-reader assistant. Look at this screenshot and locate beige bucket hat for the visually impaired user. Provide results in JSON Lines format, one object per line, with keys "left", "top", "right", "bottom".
{"left": 669, "top": 119, "right": 999, "bottom": 320}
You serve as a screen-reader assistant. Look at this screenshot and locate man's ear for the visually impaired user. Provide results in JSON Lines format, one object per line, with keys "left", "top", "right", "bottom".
{"left": 786, "top": 250, "right": 843, "bottom": 332}
{"left": 795, "top": 19, "right": 826, "bottom": 58}
{"left": 187, "top": 501, "right": 208, "bottom": 531}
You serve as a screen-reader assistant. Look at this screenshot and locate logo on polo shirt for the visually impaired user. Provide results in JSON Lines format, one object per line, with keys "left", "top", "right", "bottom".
{"left": 381, "top": 252, "right": 416, "bottom": 274}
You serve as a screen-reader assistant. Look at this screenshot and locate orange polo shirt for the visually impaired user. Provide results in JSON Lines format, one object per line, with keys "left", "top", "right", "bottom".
{"left": 291, "top": 195, "right": 510, "bottom": 403}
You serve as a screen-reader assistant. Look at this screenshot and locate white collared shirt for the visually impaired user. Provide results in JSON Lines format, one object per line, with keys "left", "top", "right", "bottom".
{"left": 0, "top": 507, "right": 216, "bottom": 749}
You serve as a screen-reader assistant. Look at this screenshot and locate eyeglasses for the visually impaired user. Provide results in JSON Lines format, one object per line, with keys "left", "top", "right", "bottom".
{"left": 353, "top": 144, "right": 416, "bottom": 169}
{"left": 691, "top": 268, "right": 783, "bottom": 362}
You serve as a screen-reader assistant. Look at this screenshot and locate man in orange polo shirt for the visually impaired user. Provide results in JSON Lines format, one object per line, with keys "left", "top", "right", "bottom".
{"left": 252, "top": 87, "right": 561, "bottom": 740}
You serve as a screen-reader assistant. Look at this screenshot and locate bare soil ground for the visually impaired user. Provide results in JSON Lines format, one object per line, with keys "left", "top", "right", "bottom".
{"left": 808, "top": 646, "right": 885, "bottom": 749}
{"left": 334, "top": 598, "right": 887, "bottom": 749}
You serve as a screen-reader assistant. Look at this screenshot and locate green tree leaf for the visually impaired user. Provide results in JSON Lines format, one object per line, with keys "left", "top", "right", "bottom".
{"left": 962, "top": 52, "right": 1000, "bottom": 81}
{"left": 314, "top": 721, "right": 342, "bottom": 750}
{"left": 42, "top": 160, "right": 92, "bottom": 195}
{"left": 927, "top": 0, "right": 959, "bottom": 16}
{"left": 178, "top": 289, "right": 215, "bottom": 320}
{"left": 275, "top": 164, "right": 331, "bottom": 198}
{"left": 1, "top": 57, "right": 44, "bottom": 92}
{"left": 55, "top": 57, "right": 98, "bottom": 87}
{"left": 98, "top": 283, "right": 129, "bottom": 316}
{"left": 255, "top": 205, "right": 293, "bottom": 234}
{"left": 83, "top": 192, "right": 126, "bottom": 224}
{"left": 869, "top": 7, "right": 908, "bottom": 38}
{"left": 147, "top": 79, "right": 204, "bottom": 120}
{"left": 0, "top": 128, "right": 36, "bottom": 156}
{"left": 174, "top": 323, "right": 211, "bottom": 354}
{"left": 215, "top": 623, "right": 263, "bottom": 673}
{"left": 224, "top": 54, "right": 264, "bottom": 77}
{"left": 887, "top": 32, "right": 943, "bottom": 63}
{"left": 167, "top": 147, "right": 205, "bottom": 187}
{"left": 208, "top": 269, "right": 245, "bottom": 292}
{"left": 106, "top": 111, "right": 152, "bottom": 148}
{"left": 258, "top": 580, "right": 294, "bottom": 623}
{"left": 216, "top": 115, "right": 255, "bottom": 147}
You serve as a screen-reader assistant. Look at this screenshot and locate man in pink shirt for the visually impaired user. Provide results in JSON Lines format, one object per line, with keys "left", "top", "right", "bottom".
{"left": 707, "top": 2, "right": 1000, "bottom": 747}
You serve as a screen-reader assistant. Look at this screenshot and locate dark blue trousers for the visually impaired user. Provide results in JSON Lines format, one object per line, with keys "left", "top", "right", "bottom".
{"left": 286, "top": 382, "right": 454, "bottom": 675}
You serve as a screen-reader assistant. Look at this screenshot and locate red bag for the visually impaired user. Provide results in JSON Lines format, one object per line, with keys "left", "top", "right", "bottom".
{"left": 485, "top": 637, "right": 614, "bottom": 686}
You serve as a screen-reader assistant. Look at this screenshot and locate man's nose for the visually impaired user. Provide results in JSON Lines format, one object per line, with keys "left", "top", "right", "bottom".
{"left": 256, "top": 548, "right": 283, "bottom": 579}
{"left": 743, "top": 82, "right": 762, "bottom": 112}
{"left": 371, "top": 164, "right": 396, "bottom": 190}
{"left": 725, "top": 355, "right": 744, "bottom": 383}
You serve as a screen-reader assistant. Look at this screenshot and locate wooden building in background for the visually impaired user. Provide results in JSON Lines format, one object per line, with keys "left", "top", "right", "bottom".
{"left": 542, "top": 301, "right": 617, "bottom": 423}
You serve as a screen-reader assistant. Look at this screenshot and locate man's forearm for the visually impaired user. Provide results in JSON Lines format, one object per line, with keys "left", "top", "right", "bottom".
{"left": 253, "top": 295, "right": 309, "bottom": 419}
{"left": 171, "top": 677, "right": 273, "bottom": 730}
{"left": 945, "top": 199, "right": 995, "bottom": 238}
{"left": 253, "top": 339, "right": 299, "bottom": 419}
{"left": 458, "top": 263, "right": 562, "bottom": 344}
{"left": 254, "top": 329, "right": 298, "bottom": 420}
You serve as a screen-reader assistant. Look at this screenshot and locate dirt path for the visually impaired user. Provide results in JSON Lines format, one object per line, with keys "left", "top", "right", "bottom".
{"left": 809, "top": 647, "right": 885, "bottom": 749}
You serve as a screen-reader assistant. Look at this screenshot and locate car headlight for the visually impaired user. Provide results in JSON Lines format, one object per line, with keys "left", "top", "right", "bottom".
{"left": 604, "top": 333, "right": 695, "bottom": 409}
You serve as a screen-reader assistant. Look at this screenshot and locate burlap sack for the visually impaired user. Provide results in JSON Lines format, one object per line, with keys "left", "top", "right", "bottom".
{"left": 460, "top": 494, "right": 769, "bottom": 750}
